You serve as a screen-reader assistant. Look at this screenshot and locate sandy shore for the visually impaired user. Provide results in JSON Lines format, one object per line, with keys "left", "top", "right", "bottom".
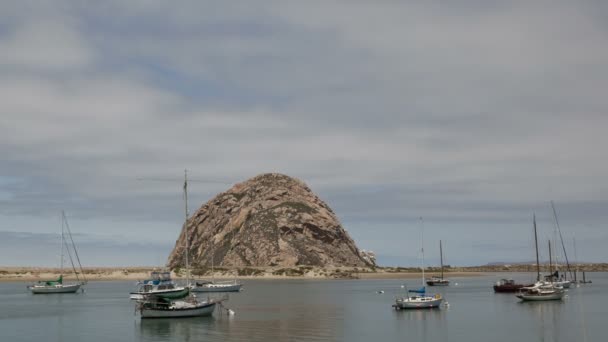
{"left": 0, "top": 266, "right": 486, "bottom": 282}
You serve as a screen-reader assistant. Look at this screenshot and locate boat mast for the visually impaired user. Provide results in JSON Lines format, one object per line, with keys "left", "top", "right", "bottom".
{"left": 533, "top": 214, "right": 540, "bottom": 282}
{"left": 62, "top": 211, "right": 87, "bottom": 284}
{"left": 439, "top": 240, "right": 444, "bottom": 280}
{"left": 184, "top": 169, "right": 190, "bottom": 287}
{"left": 573, "top": 236, "right": 578, "bottom": 283}
{"left": 60, "top": 213, "right": 65, "bottom": 276}
{"left": 420, "top": 217, "right": 425, "bottom": 288}
{"left": 548, "top": 240, "right": 553, "bottom": 280}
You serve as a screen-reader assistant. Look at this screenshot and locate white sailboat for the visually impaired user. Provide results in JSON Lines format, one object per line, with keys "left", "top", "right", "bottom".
{"left": 28, "top": 211, "right": 87, "bottom": 294}
{"left": 394, "top": 218, "right": 444, "bottom": 310}
{"left": 137, "top": 170, "right": 224, "bottom": 318}
{"left": 516, "top": 214, "right": 565, "bottom": 302}
{"left": 191, "top": 245, "right": 242, "bottom": 293}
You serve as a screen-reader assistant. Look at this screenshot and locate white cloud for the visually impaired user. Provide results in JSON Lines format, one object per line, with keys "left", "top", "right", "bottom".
{"left": 1, "top": 0, "right": 607, "bottom": 264}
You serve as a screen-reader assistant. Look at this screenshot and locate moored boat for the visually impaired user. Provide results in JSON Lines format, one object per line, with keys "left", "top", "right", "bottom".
{"left": 28, "top": 275, "right": 81, "bottom": 294}
{"left": 191, "top": 280, "right": 242, "bottom": 293}
{"left": 516, "top": 282, "right": 565, "bottom": 301}
{"left": 135, "top": 170, "right": 231, "bottom": 319}
{"left": 395, "top": 287, "right": 443, "bottom": 309}
{"left": 394, "top": 218, "right": 444, "bottom": 310}
{"left": 493, "top": 279, "right": 530, "bottom": 293}
{"left": 426, "top": 240, "right": 450, "bottom": 286}
{"left": 130, "top": 271, "right": 189, "bottom": 300}
{"left": 515, "top": 214, "right": 565, "bottom": 302}
{"left": 28, "top": 211, "right": 86, "bottom": 294}
{"left": 137, "top": 293, "right": 221, "bottom": 318}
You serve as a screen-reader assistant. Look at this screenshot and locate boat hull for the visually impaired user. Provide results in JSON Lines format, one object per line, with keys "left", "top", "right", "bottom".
{"left": 516, "top": 292, "right": 565, "bottom": 301}
{"left": 191, "top": 284, "right": 242, "bottom": 293}
{"left": 493, "top": 284, "right": 527, "bottom": 293}
{"left": 130, "top": 287, "right": 189, "bottom": 300}
{"left": 426, "top": 280, "right": 450, "bottom": 286}
{"left": 395, "top": 297, "right": 443, "bottom": 309}
{"left": 140, "top": 302, "right": 216, "bottom": 318}
{"left": 29, "top": 283, "right": 81, "bottom": 294}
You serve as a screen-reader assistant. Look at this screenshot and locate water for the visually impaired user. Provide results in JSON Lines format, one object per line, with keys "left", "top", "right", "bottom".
{"left": 1, "top": 273, "right": 606, "bottom": 342}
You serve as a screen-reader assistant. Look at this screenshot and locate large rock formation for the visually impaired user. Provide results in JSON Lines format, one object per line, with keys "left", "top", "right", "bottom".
{"left": 167, "top": 173, "right": 371, "bottom": 269}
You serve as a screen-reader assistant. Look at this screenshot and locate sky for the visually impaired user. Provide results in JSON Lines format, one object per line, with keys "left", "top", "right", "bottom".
{"left": 1, "top": 0, "right": 607, "bottom": 267}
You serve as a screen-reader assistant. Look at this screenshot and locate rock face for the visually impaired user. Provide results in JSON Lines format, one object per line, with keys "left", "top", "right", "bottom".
{"left": 167, "top": 173, "right": 371, "bottom": 269}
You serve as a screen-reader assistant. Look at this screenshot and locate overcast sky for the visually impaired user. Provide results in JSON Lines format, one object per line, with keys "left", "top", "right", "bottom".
{"left": 1, "top": 0, "right": 607, "bottom": 267}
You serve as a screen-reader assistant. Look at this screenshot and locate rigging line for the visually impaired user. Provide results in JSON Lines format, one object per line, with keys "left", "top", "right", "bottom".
{"left": 62, "top": 224, "right": 80, "bottom": 283}
{"left": 551, "top": 201, "right": 573, "bottom": 280}
{"left": 62, "top": 211, "right": 87, "bottom": 283}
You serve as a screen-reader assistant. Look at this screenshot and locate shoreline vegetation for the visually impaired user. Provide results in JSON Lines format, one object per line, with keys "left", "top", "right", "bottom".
{"left": 1, "top": 263, "right": 606, "bottom": 282}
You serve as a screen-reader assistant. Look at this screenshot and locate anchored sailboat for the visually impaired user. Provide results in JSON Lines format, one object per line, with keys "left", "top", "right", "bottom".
{"left": 28, "top": 211, "right": 86, "bottom": 294}
{"left": 136, "top": 170, "right": 225, "bottom": 318}
{"left": 426, "top": 240, "right": 450, "bottom": 286}
{"left": 394, "top": 218, "right": 444, "bottom": 310}
{"left": 516, "top": 214, "right": 565, "bottom": 302}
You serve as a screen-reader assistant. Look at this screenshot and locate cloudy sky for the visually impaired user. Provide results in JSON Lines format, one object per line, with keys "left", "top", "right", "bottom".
{"left": 1, "top": 0, "right": 607, "bottom": 267}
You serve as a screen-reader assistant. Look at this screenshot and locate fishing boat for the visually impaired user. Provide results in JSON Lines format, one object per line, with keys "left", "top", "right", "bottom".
{"left": 516, "top": 214, "right": 565, "bottom": 302}
{"left": 136, "top": 170, "right": 228, "bottom": 318}
{"left": 394, "top": 218, "right": 444, "bottom": 310}
{"left": 28, "top": 211, "right": 86, "bottom": 294}
{"left": 493, "top": 279, "right": 530, "bottom": 293}
{"left": 130, "top": 271, "right": 189, "bottom": 300}
{"left": 426, "top": 240, "right": 450, "bottom": 286}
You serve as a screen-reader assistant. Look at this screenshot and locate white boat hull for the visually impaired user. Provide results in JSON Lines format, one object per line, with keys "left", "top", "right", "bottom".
{"left": 29, "top": 283, "right": 81, "bottom": 294}
{"left": 517, "top": 291, "right": 565, "bottom": 301}
{"left": 140, "top": 302, "right": 217, "bottom": 318}
{"left": 191, "top": 284, "right": 242, "bottom": 293}
{"left": 129, "top": 287, "right": 189, "bottom": 300}
{"left": 395, "top": 297, "right": 443, "bottom": 309}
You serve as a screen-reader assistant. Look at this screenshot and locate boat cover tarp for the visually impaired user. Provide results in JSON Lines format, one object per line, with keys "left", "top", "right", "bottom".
{"left": 408, "top": 287, "right": 426, "bottom": 294}
{"left": 41, "top": 275, "right": 63, "bottom": 285}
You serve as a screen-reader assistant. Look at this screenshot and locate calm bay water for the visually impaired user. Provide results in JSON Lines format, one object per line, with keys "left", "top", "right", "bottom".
{"left": 1, "top": 273, "right": 606, "bottom": 342}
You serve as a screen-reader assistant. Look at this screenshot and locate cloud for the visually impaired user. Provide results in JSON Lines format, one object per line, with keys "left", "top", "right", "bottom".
{"left": 0, "top": 0, "right": 607, "bottom": 264}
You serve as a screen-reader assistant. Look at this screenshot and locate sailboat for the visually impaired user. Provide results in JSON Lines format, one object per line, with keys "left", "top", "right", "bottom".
{"left": 191, "top": 245, "right": 242, "bottom": 293}
{"left": 516, "top": 214, "right": 565, "bottom": 302}
{"left": 394, "top": 218, "right": 444, "bottom": 310}
{"left": 136, "top": 170, "right": 224, "bottom": 318}
{"left": 28, "top": 211, "right": 86, "bottom": 294}
{"left": 426, "top": 240, "right": 450, "bottom": 286}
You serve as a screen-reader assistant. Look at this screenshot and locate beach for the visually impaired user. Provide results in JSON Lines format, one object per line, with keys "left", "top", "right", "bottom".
{"left": 0, "top": 266, "right": 486, "bottom": 282}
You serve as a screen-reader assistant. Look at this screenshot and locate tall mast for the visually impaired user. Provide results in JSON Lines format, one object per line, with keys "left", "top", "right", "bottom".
{"left": 184, "top": 169, "right": 190, "bottom": 286}
{"left": 573, "top": 236, "right": 578, "bottom": 282}
{"left": 548, "top": 240, "right": 553, "bottom": 280}
{"left": 420, "top": 217, "right": 425, "bottom": 288}
{"left": 60, "top": 213, "right": 65, "bottom": 275}
{"left": 439, "top": 240, "right": 444, "bottom": 280}
{"left": 533, "top": 214, "right": 540, "bottom": 281}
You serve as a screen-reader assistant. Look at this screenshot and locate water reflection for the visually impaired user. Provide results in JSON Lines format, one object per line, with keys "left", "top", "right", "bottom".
{"left": 138, "top": 317, "right": 216, "bottom": 342}
{"left": 518, "top": 300, "right": 564, "bottom": 342}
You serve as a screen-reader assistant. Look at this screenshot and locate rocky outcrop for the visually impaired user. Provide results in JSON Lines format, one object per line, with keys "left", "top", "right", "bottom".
{"left": 167, "top": 173, "right": 371, "bottom": 269}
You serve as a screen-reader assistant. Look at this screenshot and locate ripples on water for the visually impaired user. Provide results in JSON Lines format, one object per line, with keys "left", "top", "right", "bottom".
{"left": 0, "top": 274, "right": 605, "bottom": 342}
